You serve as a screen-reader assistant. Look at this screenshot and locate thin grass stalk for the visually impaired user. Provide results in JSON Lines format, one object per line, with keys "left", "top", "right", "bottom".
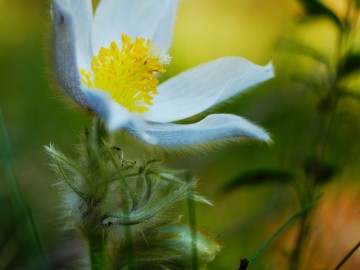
{"left": 0, "top": 110, "right": 47, "bottom": 269}
{"left": 290, "top": 1, "right": 354, "bottom": 268}
{"left": 251, "top": 203, "right": 313, "bottom": 264}
{"left": 334, "top": 241, "right": 360, "bottom": 270}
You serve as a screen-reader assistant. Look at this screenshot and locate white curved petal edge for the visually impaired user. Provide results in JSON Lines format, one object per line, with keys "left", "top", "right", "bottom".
{"left": 52, "top": 0, "right": 91, "bottom": 108}
{"left": 144, "top": 57, "right": 274, "bottom": 123}
{"left": 82, "top": 88, "right": 158, "bottom": 144}
{"left": 126, "top": 114, "right": 271, "bottom": 147}
{"left": 83, "top": 88, "right": 133, "bottom": 130}
{"left": 63, "top": 0, "right": 93, "bottom": 70}
{"left": 93, "top": 0, "right": 178, "bottom": 54}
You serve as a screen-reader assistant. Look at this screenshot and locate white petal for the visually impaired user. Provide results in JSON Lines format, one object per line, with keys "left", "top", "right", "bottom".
{"left": 143, "top": 57, "right": 274, "bottom": 123}
{"left": 66, "top": 0, "right": 93, "bottom": 69}
{"left": 126, "top": 114, "right": 270, "bottom": 146}
{"left": 83, "top": 88, "right": 133, "bottom": 130}
{"left": 51, "top": 0, "right": 93, "bottom": 107}
{"left": 92, "top": 0, "right": 178, "bottom": 54}
{"left": 52, "top": 0, "right": 93, "bottom": 70}
{"left": 82, "top": 87, "right": 157, "bottom": 143}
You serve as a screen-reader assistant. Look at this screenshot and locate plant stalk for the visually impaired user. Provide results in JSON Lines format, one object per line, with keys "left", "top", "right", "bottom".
{"left": 88, "top": 235, "right": 106, "bottom": 270}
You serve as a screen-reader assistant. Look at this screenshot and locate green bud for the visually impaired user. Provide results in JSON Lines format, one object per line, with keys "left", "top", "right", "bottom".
{"left": 46, "top": 118, "right": 219, "bottom": 269}
{"left": 113, "top": 225, "right": 221, "bottom": 269}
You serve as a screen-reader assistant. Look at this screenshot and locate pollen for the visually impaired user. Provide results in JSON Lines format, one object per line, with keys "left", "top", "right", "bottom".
{"left": 80, "top": 34, "right": 168, "bottom": 113}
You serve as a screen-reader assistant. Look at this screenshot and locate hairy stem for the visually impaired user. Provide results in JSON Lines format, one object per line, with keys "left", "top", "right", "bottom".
{"left": 187, "top": 175, "right": 198, "bottom": 270}
{"left": 88, "top": 235, "right": 106, "bottom": 270}
{"left": 124, "top": 225, "right": 137, "bottom": 270}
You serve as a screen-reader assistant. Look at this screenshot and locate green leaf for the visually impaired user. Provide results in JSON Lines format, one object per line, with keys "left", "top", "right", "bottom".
{"left": 221, "top": 167, "right": 296, "bottom": 193}
{"left": 191, "top": 194, "right": 213, "bottom": 206}
{"left": 340, "top": 53, "right": 360, "bottom": 77}
{"left": 298, "top": 0, "right": 343, "bottom": 28}
{"left": 303, "top": 157, "right": 337, "bottom": 185}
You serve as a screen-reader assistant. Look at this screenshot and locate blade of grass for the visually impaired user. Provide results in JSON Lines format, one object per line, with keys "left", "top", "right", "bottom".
{"left": 249, "top": 201, "right": 317, "bottom": 264}
{"left": 0, "top": 110, "right": 47, "bottom": 269}
{"left": 334, "top": 241, "right": 360, "bottom": 270}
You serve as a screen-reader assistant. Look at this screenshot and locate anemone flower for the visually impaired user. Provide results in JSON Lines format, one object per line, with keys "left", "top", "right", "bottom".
{"left": 51, "top": 0, "right": 274, "bottom": 146}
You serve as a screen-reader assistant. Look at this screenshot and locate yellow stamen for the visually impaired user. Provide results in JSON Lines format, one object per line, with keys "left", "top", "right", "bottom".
{"left": 80, "top": 33, "right": 167, "bottom": 113}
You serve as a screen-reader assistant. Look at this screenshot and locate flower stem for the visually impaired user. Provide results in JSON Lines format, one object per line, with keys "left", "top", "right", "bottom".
{"left": 187, "top": 174, "right": 198, "bottom": 270}
{"left": 124, "top": 225, "right": 137, "bottom": 270}
{"left": 88, "top": 235, "right": 106, "bottom": 270}
{"left": 289, "top": 209, "right": 311, "bottom": 270}
{"left": 290, "top": 1, "right": 354, "bottom": 268}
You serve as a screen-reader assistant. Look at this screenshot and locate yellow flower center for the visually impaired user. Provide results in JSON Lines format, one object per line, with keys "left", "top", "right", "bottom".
{"left": 80, "top": 34, "right": 168, "bottom": 113}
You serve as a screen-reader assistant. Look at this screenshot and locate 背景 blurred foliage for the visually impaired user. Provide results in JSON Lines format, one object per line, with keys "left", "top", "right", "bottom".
{"left": 1, "top": 0, "right": 360, "bottom": 269}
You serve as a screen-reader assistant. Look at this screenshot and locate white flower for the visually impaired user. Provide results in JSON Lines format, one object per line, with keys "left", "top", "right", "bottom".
{"left": 51, "top": 0, "right": 274, "bottom": 146}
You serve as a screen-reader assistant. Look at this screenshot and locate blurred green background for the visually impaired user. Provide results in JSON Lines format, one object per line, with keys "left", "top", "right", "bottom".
{"left": 1, "top": 0, "right": 360, "bottom": 269}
